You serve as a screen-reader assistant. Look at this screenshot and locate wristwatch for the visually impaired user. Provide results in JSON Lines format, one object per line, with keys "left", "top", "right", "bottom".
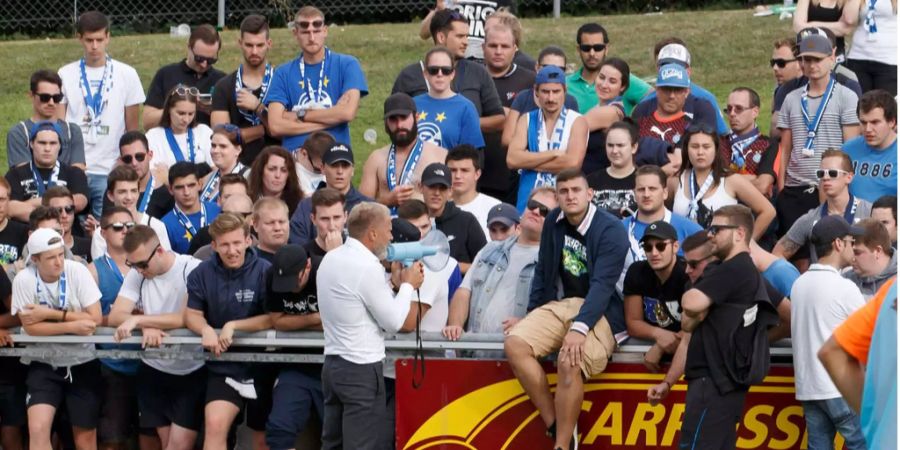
{"left": 296, "top": 108, "right": 307, "bottom": 121}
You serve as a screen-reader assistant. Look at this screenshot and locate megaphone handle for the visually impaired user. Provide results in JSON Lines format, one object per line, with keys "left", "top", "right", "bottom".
{"left": 402, "top": 259, "right": 414, "bottom": 268}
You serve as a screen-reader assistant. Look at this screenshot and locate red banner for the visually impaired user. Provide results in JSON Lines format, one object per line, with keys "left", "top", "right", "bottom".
{"left": 396, "top": 360, "right": 842, "bottom": 450}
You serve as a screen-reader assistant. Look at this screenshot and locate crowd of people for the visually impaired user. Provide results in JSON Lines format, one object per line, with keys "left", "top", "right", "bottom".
{"left": 0, "top": 1, "right": 895, "bottom": 449}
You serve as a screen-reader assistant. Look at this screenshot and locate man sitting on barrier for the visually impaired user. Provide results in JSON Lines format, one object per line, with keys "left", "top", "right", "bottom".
{"left": 504, "top": 169, "right": 627, "bottom": 450}
{"left": 12, "top": 228, "right": 103, "bottom": 450}
{"left": 108, "top": 224, "right": 204, "bottom": 450}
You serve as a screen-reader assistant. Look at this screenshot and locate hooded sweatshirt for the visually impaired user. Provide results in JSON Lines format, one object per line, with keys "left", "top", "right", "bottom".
{"left": 434, "top": 201, "right": 487, "bottom": 264}
{"left": 844, "top": 252, "right": 898, "bottom": 299}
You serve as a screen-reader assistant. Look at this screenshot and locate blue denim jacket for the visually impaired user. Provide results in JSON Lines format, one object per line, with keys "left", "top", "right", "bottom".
{"left": 467, "top": 236, "right": 537, "bottom": 333}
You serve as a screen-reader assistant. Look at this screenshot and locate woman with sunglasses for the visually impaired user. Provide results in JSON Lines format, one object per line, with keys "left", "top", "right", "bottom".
{"left": 586, "top": 120, "right": 638, "bottom": 218}
{"left": 581, "top": 58, "right": 629, "bottom": 175}
{"left": 201, "top": 125, "right": 250, "bottom": 203}
{"left": 413, "top": 47, "right": 484, "bottom": 150}
{"left": 146, "top": 85, "right": 213, "bottom": 179}
{"left": 248, "top": 146, "right": 303, "bottom": 217}
{"left": 669, "top": 126, "right": 775, "bottom": 239}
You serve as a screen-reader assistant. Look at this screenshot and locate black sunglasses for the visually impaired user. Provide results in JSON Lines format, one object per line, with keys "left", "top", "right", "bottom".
{"left": 121, "top": 153, "right": 147, "bottom": 164}
{"left": 686, "top": 123, "right": 716, "bottom": 135}
{"left": 426, "top": 66, "right": 454, "bottom": 76}
{"left": 526, "top": 199, "right": 549, "bottom": 217}
{"left": 295, "top": 19, "right": 324, "bottom": 30}
{"left": 770, "top": 58, "right": 797, "bottom": 68}
{"left": 707, "top": 224, "right": 739, "bottom": 236}
{"left": 816, "top": 169, "right": 850, "bottom": 180}
{"left": 192, "top": 54, "right": 218, "bottom": 65}
{"left": 52, "top": 205, "right": 75, "bottom": 215}
{"left": 103, "top": 221, "right": 136, "bottom": 232}
{"left": 126, "top": 243, "right": 160, "bottom": 269}
{"left": 579, "top": 43, "right": 607, "bottom": 53}
{"left": 686, "top": 255, "right": 712, "bottom": 269}
{"left": 641, "top": 241, "right": 671, "bottom": 254}
{"left": 36, "top": 93, "right": 64, "bottom": 103}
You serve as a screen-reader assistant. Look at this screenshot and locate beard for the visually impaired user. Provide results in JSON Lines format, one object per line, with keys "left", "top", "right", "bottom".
{"left": 712, "top": 239, "right": 733, "bottom": 261}
{"left": 386, "top": 120, "right": 418, "bottom": 147}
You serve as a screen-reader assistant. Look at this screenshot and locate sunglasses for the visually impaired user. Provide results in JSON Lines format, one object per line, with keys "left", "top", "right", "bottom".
{"left": 641, "top": 241, "right": 671, "bottom": 253}
{"left": 707, "top": 224, "right": 739, "bottom": 236}
{"left": 126, "top": 243, "right": 160, "bottom": 269}
{"left": 192, "top": 54, "right": 218, "bottom": 65}
{"left": 103, "top": 221, "right": 136, "bottom": 232}
{"left": 52, "top": 205, "right": 75, "bottom": 215}
{"left": 770, "top": 58, "right": 797, "bottom": 68}
{"left": 724, "top": 105, "right": 751, "bottom": 114}
{"left": 121, "top": 153, "right": 147, "bottom": 164}
{"left": 816, "top": 168, "right": 850, "bottom": 180}
{"left": 295, "top": 19, "right": 324, "bottom": 30}
{"left": 35, "top": 93, "right": 64, "bottom": 103}
{"left": 426, "top": 66, "right": 454, "bottom": 76}
{"left": 686, "top": 255, "right": 712, "bottom": 269}
{"left": 579, "top": 43, "right": 607, "bottom": 53}
{"left": 172, "top": 85, "right": 200, "bottom": 97}
{"left": 686, "top": 123, "right": 716, "bottom": 135}
{"left": 526, "top": 199, "right": 550, "bottom": 217}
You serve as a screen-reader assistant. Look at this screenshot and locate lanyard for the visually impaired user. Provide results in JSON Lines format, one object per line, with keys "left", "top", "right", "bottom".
{"left": 627, "top": 210, "right": 673, "bottom": 262}
{"left": 820, "top": 195, "right": 859, "bottom": 224}
{"left": 173, "top": 203, "right": 206, "bottom": 240}
{"left": 30, "top": 162, "right": 60, "bottom": 197}
{"left": 800, "top": 75, "right": 836, "bottom": 157}
{"left": 103, "top": 255, "right": 124, "bottom": 284}
{"left": 200, "top": 163, "right": 244, "bottom": 203}
{"left": 79, "top": 55, "right": 113, "bottom": 125}
{"left": 687, "top": 170, "right": 715, "bottom": 221}
{"left": 165, "top": 128, "right": 196, "bottom": 163}
{"left": 35, "top": 267, "right": 67, "bottom": 310}
{"left": 235, "top": 63, "right": 273, "bottom": 125}
{"left": 137, "top": 174, "right": 154, "bottom": 214}
{"left": 865, "top": 0, "right": 878, "bottom": 36}
{"left": 386, "top": 140, "right": 424, "bottom": 192}
{"left": 299, "top": 48, "right": 329, "bottom": 105}
{"left": 728, "top": 128, "right": 762, "bottom": 170}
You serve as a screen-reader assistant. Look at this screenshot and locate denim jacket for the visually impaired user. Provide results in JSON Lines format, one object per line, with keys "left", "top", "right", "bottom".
{"left": 467, "top": 236, "right": 537, "bottom": 332}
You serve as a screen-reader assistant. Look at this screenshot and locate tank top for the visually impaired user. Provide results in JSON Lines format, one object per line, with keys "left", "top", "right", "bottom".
{"left": 672, "top": 173, "right": 739, "bottom": 227}
{"left": 96, "top": 255, "right": 140, "bottom": 375}
{"left": 808, "top": 2, "right": 847, "bottom": 60}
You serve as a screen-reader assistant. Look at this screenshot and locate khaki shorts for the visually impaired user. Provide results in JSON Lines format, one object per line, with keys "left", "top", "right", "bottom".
{"left": 508, "top": 297, "right": 616, "bottom": 378}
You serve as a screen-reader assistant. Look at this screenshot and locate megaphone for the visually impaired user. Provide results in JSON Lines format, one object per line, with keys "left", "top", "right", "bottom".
{"left": 386, "top": 229, "right": 451, "bottom": 271}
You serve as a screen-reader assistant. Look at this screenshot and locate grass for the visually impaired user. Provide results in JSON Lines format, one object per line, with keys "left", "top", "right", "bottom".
{"left": 0, "top": 9, "right": 794, "bottom": 171}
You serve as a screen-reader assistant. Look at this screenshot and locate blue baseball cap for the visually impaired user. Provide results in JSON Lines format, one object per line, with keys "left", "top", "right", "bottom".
{"left": 656, "top": 63, "right": 690, "bottom": 89}
{"left": 535, "top": 65, "right": 566, "bottom": 87}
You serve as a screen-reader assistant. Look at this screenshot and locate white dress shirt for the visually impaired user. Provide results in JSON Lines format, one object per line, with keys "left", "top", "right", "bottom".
{"left": 317, "top": 237, "right": 413, "bottom": 364}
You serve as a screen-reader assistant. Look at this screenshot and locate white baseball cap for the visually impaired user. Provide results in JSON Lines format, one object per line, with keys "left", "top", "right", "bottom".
{"left": 657, "top": 43, "right": 691, "bottom": 67}
{"left": 27, "top": 228, "right": 64, "bottom": 256}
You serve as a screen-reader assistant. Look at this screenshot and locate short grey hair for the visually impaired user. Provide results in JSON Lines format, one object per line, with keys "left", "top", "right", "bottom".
{"left": 347, "top": 202, "right": 390, "bottom": 239}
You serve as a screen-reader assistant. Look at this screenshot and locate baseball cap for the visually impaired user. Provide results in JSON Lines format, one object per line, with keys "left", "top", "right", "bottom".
{"left": 391, "top": 218, "right": 421, "bottom": 243}
{"left": 656, "top": 63, "right": 691, "bottom": 89}
{"left": 322, "top": 142, "right": 354, "bottom": 166}
{"left": 487, "top": 203, "right": 520, "bottom": 228}
{"left": 640, "top": 221, "right": 678, "bottom": 243}
{"left": 811, "top": 215, "right": 864, "bottom": 246}
{"left": 535, "top": 65, "right": 566, "bottom": 86}
{"left": 421, "top": 162, "right": 451, "bottom": 187}
{"left": 271, "top": 244, "right": 310, "bottom": 293}
{"left": 383, "top": 93, "right": 416, "bottom": 119}
{"left": 27, "top": 228, "right": 65, "bottom": 256}
{"left": 657, "top": 43, "right": 691, "bottom": 67}
{"left": 797, "top": 29, "right": 832, "bottom": 58}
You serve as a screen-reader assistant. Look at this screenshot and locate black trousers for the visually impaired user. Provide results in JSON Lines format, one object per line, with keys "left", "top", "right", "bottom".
{"left": 321, "top": 355, "right": 386, "bottom": 450}
{"left": 846, "top": 58, "right": 898, "bottom": 96}
{"left": 679, "top": 377, "right": 748, "bottom": 450}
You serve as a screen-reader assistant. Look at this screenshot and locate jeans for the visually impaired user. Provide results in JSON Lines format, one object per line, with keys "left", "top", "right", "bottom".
{"left": 266, "top": 368, "right": 324, "bottom": 450}
{"left": 802, "top": 397, "right": 867, "bottom": 450}
{"left": 86, "top": 173, "right": 108, "bottom": 218}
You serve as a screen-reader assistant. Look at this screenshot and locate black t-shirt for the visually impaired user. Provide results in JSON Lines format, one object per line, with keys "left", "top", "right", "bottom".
{"left": 5, "top": 163, "right": 89, "bottom": 203}
{"left": 146, "top": 60, "right": 226, "bottom": 126}
{"left": 187, "top": 226, "right": 212, "bottom": 256}
{"left": 480, "top": 65, "right": 536, "bottom": 198}
{"left": 70, "top": 236, "right": 92, "bottom": 263}
{"left": 102, "top": 186, "right": 174, "bottom": 221}
{"left": 212, "top": 72, "right": 280, "bottom": 165}
{"left": 560, "top": 221, "right": 590, "bottom": 299}
{"left": 0, "top": 268, "right": 22, "bottom": 384}
{"left": 587, "top": 169, "right": 637, "bottom": 219}
{"left": 263, "top": 263, "right": 322, "bottom": 375}
{"left": 0, "top": 220, "right": 28, "bottom": 265}
{"left": 434, "top": 203, "right": 487, "bottom": 264}
{"left": 623, "top": 259, "right": 689, "bottom": 332}
{"left": 303, "top": 239, "right": 327, "bottom": 260}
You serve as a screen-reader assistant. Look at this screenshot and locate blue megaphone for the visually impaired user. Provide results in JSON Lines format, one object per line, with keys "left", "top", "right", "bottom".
{"left": 386, "top": 229, "right": 450, "bottom": 271}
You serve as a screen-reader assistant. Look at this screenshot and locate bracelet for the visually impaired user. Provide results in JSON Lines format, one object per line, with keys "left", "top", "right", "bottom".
{"left": 663, "top": 379, "right": 673, "bottom": 388}
{"left": 61, "top": 310, "right": 67, "bottom": 322}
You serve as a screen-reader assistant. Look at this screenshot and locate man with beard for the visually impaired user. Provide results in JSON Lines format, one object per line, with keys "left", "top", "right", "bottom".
{"left": 359, "top": 93, "right": 447, "bottom": 208}
{"left": 211, "top": 15, "right": 279, "bottom": 165}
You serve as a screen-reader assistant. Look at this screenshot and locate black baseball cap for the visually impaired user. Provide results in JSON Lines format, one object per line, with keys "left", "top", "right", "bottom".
{"left": 383, "top": 93, "right": 416, "bottom": 119}
{"left": 271, "top": 244, "right": 309, "bottom": 293}
{"left": 322, "top": 142, "right": 354, "bottom": 166}
{"left": 811, "top": 215, "right": 864, "bottom": 246}
{"left": 640, "top": 221, "right": 678, "bottom": 243}
{"left": 421, "top": 162, "right": 451, "bottom": 187}
{"left": 391, "top": 218, "right": 421, "bottom": 243}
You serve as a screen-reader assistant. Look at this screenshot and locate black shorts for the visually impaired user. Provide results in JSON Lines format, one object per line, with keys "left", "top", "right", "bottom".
{"left": 0, "top": 383, "right": 26, "bottom": 427}
{"left": 136, "top": 363, "right": 206, "bottom": 431}
{"left": 98, "top": 365, "right": 140, "bottom": 443}
{"left": 244, "top": 365, "right": 278, "bottom": 432}
{"left": 679, "top": 377, "right": 748, "bottom": 450}
{"left": 26, "top": 360, "right": 102, "bottom": 429}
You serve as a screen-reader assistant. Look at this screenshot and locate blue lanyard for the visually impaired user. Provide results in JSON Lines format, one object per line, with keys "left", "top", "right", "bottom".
{"left": 173, "top": 203, "right": 206, "bottom": 239}
{"left": 164, "top": 128, "right": 195, "bottom": 163}
{"left": 800, "top": 75, "right": 836, "bottom": 155}
{"left": 79, "top": 55, "right": 111, "bottom": 123}
{"left": 299, "top": 49, "right": 329, "bottom": 105}
{"left": 30, "top": 162, "right": 60, "bottom": 197}
{"left": 137, "top": 174, "right": 154, "bottom": 214}
{"left": 200, "top": 163, "right": 243, "bottom": 203}
{"left": 728, "top": 128, "right": 762, "bottom": 169}
{"left": 35, "top": 267, "right": 67, "bottom": 310}
{"left": 235, "top": 63, "right": 273, "bottom": 125}
{"left": 386, "top": 140, "right": 424, "bottom": 192}
{"left": 820, "top": 195, "right": 859, "bottom": 224}
{"left": 103, "top": 255, "right": 124, "bottom": 284}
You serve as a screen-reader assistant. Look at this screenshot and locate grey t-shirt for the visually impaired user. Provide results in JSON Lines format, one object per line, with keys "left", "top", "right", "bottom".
{"left": 777, "top": 82, "right": 859, "bottom": 187}
{"left": 461, "top": 242, "right": 538, "bottom": 334}
{"left": 6, "top": 119, "right": 86, "bottom": 168}
{"left": 784, "top": 198, "right": 872, "bottom": 262}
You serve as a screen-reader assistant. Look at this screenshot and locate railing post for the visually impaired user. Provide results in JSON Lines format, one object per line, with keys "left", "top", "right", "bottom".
{"left": 217, "top": 0, "right": 225, "bottom": 30}
{"left": 553, "top": 0, "right": 560, "bottom": 18}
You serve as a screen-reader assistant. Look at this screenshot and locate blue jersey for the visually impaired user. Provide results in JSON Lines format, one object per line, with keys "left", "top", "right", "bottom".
{"left": 413, "top": 94, "right": 484, "bottom": 149}
{"left": 862, "top": 281, "right": 897, "bottom": 448}
{"left": 645, "top": 82, "right": 728, "bottom": 135}
{"left": 96, "top": 256, "right": 140, "bottom": 375}
{"left": 842, "top": 136, "right": 897, "bottom": 203}
{"left": 162, "top": 202, "right": 221, "bottom": 254}
{"left": 265, "top": 51, "right": 368, "bottom": 151}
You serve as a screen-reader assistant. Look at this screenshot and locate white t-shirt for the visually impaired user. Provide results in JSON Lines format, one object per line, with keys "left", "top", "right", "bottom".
{"left": 11, "top": 260, "right": 101, "bottom": 367}
{"left": 460, "top": 242, "right": 538, "bottom": 333}
{"left": 58, "top": 58, "right": 146, "bottom": 175}
{"left": 91, "top": 213, "right": 171, "bottom": 261}
{"left": 418, "top": 256, "right": 458, "bottom": 333}
{"left": 790, "top": 264, "right": 866, "bottom": 400}
{"left": 296, "top": 162, "right": 325, "bottom": 196}
{"left": 146, "top": 125, "right": 213, "bottom": 170}
{"left": 456, "top": 193, "right": 502, "bottom": 239}
{"left": 118, "top": 254, "right": 203, "bottom": 375}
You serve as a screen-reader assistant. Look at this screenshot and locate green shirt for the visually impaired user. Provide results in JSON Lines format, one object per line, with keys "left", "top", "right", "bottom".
{"left": 565, "top": 68, "right": 652, "bottom": 115}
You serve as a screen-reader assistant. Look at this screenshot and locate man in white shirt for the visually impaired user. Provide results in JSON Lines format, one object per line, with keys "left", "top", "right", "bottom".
{"left": 317, "top": 202, "right": 424, "bottom": 450}
{"left": 108, "top": 224, "right": 204, "bottom": 450}
{"left": 790, "top": 215, "right": 867, "bottom": 450}
{"left": 12, "top": 228, "right": 102, "bottom": 450}
{"left": 57, "top": 11, "right": 145, "bottom": 218}
{"left": 446, "top": 144, "right": 500, "bottom": 237}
